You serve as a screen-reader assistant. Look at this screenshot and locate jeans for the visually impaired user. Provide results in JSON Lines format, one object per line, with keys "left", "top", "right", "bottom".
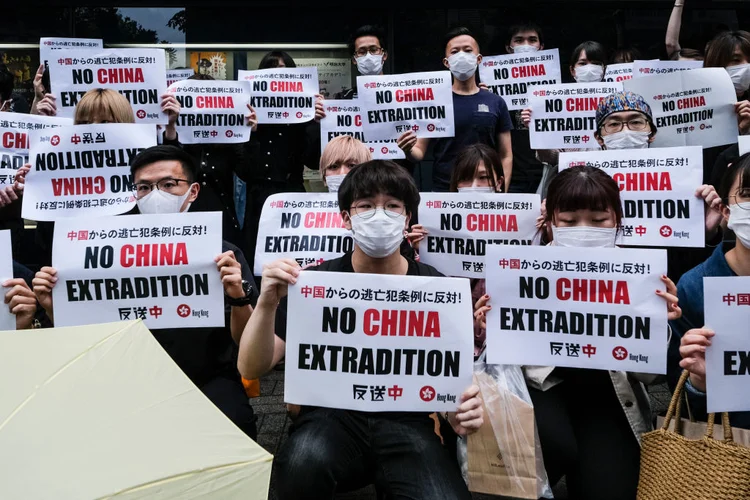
{"left": 274, "top": 408, "right": 471, "bottom": 500}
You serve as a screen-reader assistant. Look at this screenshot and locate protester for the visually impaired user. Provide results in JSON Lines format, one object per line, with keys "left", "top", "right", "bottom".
{"left": 179, "top": 73, "right": 257, "bottom": 248}
{"left": 703, "top": 30, "right": 750, "bottom": 186}
{"left": 318, "top": 134, "right": 371, "bottom": 192}
{"left": 504, "top": 23, "right": 547, "bottom": 194}
{"left": 569, "top": 41, "right": 607, "bottom": 83}
{"left": 338, "top": 25, "right": 388, "bottom": 99}
{"left": 475, "top": 165, "right": 680, "bottom": 500}
{"left": 397, "top": 27, "right": 513, "bottom": 192}
{"left": 611, "top": 47, "right": 641, "bottom": 64}
{"left": 241, "top": 50, "right": 324, "bottom": 272}
{"left": 238, "top": 160, "right": 482, "bottom": 499}
{"left": 31, "top": 145, "right": 259, "bottom": 438}
{"left": 669, "top": 154, "right": 750, "bottom": 429}
{"left": 665, "top": 0, "right": 705, "bottom": 61}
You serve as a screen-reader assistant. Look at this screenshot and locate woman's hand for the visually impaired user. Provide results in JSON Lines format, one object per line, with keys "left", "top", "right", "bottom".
{"left": 3, "top": 278, "right": 37, "bottom": 330}
{"left": 655, "top": 275, "right": 681, "bottom": 321}
{"left": 35, "top": 94, "right": 57, "bottom": 116}
{"left": 406, "top": 224, "right": 428, "bottom": 249}
{"left": 397, "top": 130, "right": 418, "bottom": 154}
{"left": 32, "top": 266, "right": 57, "bottom": 323}
{"left": 696, "top": 184, "right": 723, "bottom": 238}
{"left": 314, "top": 94, "right": 326, "bottom": 122}
{"left": 679, "top": 327, "right": 714, "bottom": 392}
{"left": 474, "top": 294, "right": 491, "bottom": 330}
{"left": 448, "top": 384, "right": 484, "bottom": 436}
{"left": 736, "top": 100, "right": 750, "bottom": 135}
{"left": 521, "top": 108, "right": 532, "bottom": 127}
{"left": 246, "top": 104, "right": 258, "bottom": 132}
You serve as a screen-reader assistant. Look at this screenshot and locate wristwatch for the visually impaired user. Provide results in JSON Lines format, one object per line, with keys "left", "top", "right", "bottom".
{"left": 226, "top": 280, "right": 254, "bottom": 307}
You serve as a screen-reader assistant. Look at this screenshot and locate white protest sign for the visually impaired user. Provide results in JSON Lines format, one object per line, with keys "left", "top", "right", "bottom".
{"left": 320, "top": 100, "right": 405, "bottom": 160}
{"left": 48, "top": 48, "right": 168, "bottom": 124}
{"left": 0, "top": 112, "right": 72, "bottom": 186}
{"left": 705, "top": 277, "right": 750, "bottom": 413}
{"left": 238, "top": 67, "right": 318, "bottom": 124}
{"left": 624, "top": 68, "right": 738, "bottom": 149}
{"left": 0, "top": 230, "right": 14, "bottom": 331}
{"left": 166, "top": 68, "right": 195, "bottom": 87}
{"left": 51, "top": 212, "right": 224, "bottom": 329}
{"left": 739, "top": 136, "right": 750, "bottom": 156}
{"left": 417, "top": 193, "right": 541, "bottom": 278}
{"left": 559, "top": 147, "right": 705, "bottom": 248}
{"left": 633, "top": 60, "right": 703, "bottom": 79}
{"left": 254, "top": 193, "right": 352, "bottom": 275}
{"left": 168, "top": 79, "right": 252, "bottom": 144}
{"left": 39, "top": 37, "right": 102, "bottom": 67}
{"left": 479, "top": 49, "right": 561, "bottom": 110}
{"left": 296, "top": 58, "right": 352, "bottom": 98}
{"left": 604, "top": 63, "right": 633, "bottom": 83}
{"left": 285, "top": 271, "right": 474, "bottom": 412}
{"left": 23, "top": 123, "right": 156, "bottom": 221}
{"left": 485, "top": 245, "right": 668, "bottom": 374}
{"left": 528, "top": 82, "right": 622, "bottom": 149}
{"left": 357, "top": 71, "right": 455, "bottom": 141}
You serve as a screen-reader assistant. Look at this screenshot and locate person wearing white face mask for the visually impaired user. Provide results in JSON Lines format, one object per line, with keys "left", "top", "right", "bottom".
{"left": 569, "top": 41, "right": 607, "bottom": 83}
{"left": 318, "top": 135, "right": 371, "bottom": 193}
{"left": 669, "top": 154, "right": 750, "bottom": 431}
{"left": 476, "top": 165, "right": 681, "bottom": 500}
{"left": 238, "top": 160, "right": 483, "bottom": 500}
{"left": 32, "top": 145, "right": 261, "bottom": 440}
{"left": 397, "top": 27, "right": 513, "bottom": 193}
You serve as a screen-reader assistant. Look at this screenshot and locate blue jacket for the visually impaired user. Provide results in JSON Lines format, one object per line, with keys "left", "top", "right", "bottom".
{"left": 668, "top": 243, "right": 750, "bottom": 429}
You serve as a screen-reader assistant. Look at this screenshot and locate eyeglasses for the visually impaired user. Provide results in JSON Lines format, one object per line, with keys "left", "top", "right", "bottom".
{"left": 602, "top": 118, "right": 650, "bottom": 134}
{"left": 730, "top": 189, "right": 750, "bottom": 209}
{"left": 350, "top": 202, "right": 405, "bottom": 219}
{"left": 355, "top": 46, "right": 384, "bottom": 57}
{"left": 132, "top": 178, "right": 190, "bottom": 199}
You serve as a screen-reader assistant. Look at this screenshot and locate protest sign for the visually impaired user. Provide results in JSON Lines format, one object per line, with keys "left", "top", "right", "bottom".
{"left": 168, "top": 79, "right": 252, "bottom": 144}
{"left": 22, "top": 123, "right": 156, "bottom": 221}
{"left": 604, "top": 63, "right": 633, "bottom": 83}
{"left": 739, "top": 136, "right": 750, "bottom": 156}
{"left": 51, "top": 212, "right": 224, "bottom": 329}
{"left": 296, "top": 58, "right": 351, "bottom": 98}
{"left": 624, "top": 68, "right": 738, "bottom": 148}
{"left": 39, "top": 38, "right": 102, "bottom": 68}
{"left": 254, "top": 192, "right": 352, "bottom": 275}
{"left": 485, "top": 245, "right": 668, "bottom": 374}
{"left": 47, "top": 48, "right": 168, "bottom": 124}
{"left": 0, "top": 230, "right": 13, "bottom": 331}
{"left": 238, "top": 67, "right": 318, "bottom": 124}
{"left": 528, "top": 82, "right": 623, "bottom": 150}
{"left": 320, "top": 100, "right": 404, "bottom": 160}
{"left": 479, "top": 49, "right": 561, "bottom": 110}
{"left": 417, "top": 193, "right": 541, "bottom": 278}
{"left": 559, "top": 146, "right": 705, "bottom": 248}
{"left": 357, "top": 71, "right": 454, "bottom": 141}
{"left": 0, "top": 112, "right": 71, "bottom": 186}
{"left": 632, "top": 60, "right": 703, "bottom": 79}
{"left": 704, "top": 277, "right": 750, "bottom": 413}
{"left": 285, "top": 271, "right": 474, "bottom": 412}
{"left": 166, "top": 68, "right": 195, "bottom": 87}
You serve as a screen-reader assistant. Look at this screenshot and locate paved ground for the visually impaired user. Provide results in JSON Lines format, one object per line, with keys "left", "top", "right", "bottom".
{"left": 250, "top": 365, "right": 673, "bottom": 500}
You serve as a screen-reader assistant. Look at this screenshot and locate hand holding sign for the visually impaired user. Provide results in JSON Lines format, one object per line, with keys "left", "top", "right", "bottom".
{"left": 2, "top": 278, "right": 37, "bottom": 330}
{"left": 737, "top": 100, "right": 750, "bottom": 135}
{"left": 32, "top": 266, "right": 57, "bottom": 324}
{"left": 449, "top": 384, "right": 483, "bottom": 436}
{"left": 679, "top": 327, "right": 714, "bottom": 392}
{"left": 35, "top": 94, "right": 57, "bottom": 117}
{"left": 246, "top": 104, "right": 258, "bottom": 132}
{"left": 258, "top": 258, "right": 301, "bottom": 307}
{"left": 33, "top": 64, "right": 46, "bottom": 100}
{"left": 216, "top": 250, "right": 244, "bottom": 299}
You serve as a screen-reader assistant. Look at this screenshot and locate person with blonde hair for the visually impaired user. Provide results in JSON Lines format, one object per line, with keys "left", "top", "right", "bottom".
{"left": 319, "top": 135, "right": 371, "bottom": 192}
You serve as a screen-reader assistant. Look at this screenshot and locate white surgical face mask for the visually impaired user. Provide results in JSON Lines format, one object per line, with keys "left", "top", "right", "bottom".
{"left": 602, "top": 130, "right": 651, "bottom": 150}
{"left": 574, "top": 64, "right": 604, "bottom": 83}
{"left": 325, "top": 174, "right": 346, "bottom": 193}
{"left": 727, "top": 64, "right": 750, "bottom": 95}
{"left": 137, "top": 188, "right": 192, "bottom": 214}
{"left": 448, "top": 52, "right": 478, "bottom": 81}
{"left": 728, "top": 203, "right": 750, "bottom": 249}
{"left": 349, "top": 209, "right": 406, "bottom": 258}
{"left": 458, "top": 186, "right": 495, "bottom": 193}
{"left": 513, "top": 44, "right": 539, "bottom": 54}
{"left": 356, "top": 53, "right": 384, "bottom": 76}
{"left": 551, "top": 225, "right": 617, "bottom": 248}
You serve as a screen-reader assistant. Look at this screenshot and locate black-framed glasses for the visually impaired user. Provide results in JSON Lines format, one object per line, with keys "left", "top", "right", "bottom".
{"left": 350, "top": 202, "right": 405, "bottom": 219}
{"left": 602, "top": 118, "right": 649, "bottom": 134}
{"left": 355, "top": 46, "right": 384, "bottom": 57}
{"left": 132, "top": 178, "right": 190, "bottom": 199}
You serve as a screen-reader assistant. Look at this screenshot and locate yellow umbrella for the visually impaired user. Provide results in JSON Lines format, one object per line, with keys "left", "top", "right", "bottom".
{"left": 0, "top": 320, "right": 272, "bottom": 499}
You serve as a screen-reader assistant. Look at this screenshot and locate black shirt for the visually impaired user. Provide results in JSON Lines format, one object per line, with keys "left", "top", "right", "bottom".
{"left": 508, "top": 110, "right": 544, "bottom": 193}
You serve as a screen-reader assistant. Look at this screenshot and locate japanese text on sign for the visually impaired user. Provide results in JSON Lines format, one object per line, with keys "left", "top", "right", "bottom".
{"left": 0, "top": 112, "right": 71, "bottom": 185}
{"left": 51, "top": 212, "right": 224, "bottom": 329}
{"left": 604, "top": 63, "right": 634, "bottom": 83}
{"left": 285, "top": 271, "right": 474, "bottom": 412}
{"left": 166, "top": 68, "right": 195, "bottom": 87}
{"left": 632, "top": 60, "right": 703, "bottom": 79}
{"left": 485, "top": 245, "right": 668, "bottom": 374}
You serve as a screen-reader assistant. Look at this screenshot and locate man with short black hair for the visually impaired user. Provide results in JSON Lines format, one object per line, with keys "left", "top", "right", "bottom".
{"left": 337, "top": 25, "right": 389, "bottom": 100}
{"left": 33, "top": 145, "right": 260, "bottom": 439}
{"left": 398, "top": 27, "right": 513, "bottom": 192}
{"left": 238, "top": 160, "right": 482, "bottom": 499}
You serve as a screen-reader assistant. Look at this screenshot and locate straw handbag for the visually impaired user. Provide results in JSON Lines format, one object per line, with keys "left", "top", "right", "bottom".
{"left": 637, "top": 370, "right": 750, "bottom": 500}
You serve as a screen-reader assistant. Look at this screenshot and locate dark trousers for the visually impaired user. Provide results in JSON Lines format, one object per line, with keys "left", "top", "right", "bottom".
{"left": 529, "top": 370, "right": 642, "bottom": 500}
{"left": 201, "top": 376, "right": 257, "bottom": 440}
{"left": 274, "top": 408, "right": 471, "bottom": 500}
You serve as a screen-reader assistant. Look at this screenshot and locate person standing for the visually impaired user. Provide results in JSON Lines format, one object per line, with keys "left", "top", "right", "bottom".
{"left": 397, "top": 27, "right": 513, "bottom": 192}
